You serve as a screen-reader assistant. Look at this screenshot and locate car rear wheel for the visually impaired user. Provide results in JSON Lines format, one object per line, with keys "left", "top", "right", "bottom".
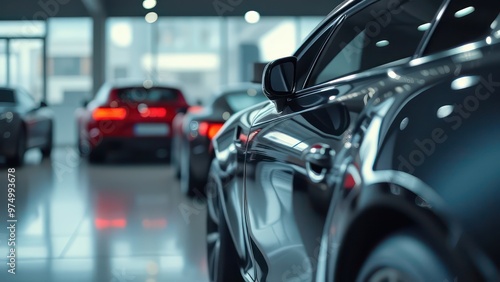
{"left": 6, "top": 128, "right": 26, "bottom": 167}
{"left": 206, "top": 177, "right": 243, "bottom": 282}
{"left": 180, "top": 148, "right": 201, "bottom": 197}
{"left": 88, "top": 148, "right": 105, "bottom": 163}
{"left": 41, "top": 122, "right": 53, "bottom": 158}
{"left": 356, "top": 228, "right": 455, "bottom": 282}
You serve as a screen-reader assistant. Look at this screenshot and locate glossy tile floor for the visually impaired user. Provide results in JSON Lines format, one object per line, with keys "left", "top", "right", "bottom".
{"left": 0, "top": 147, "right": 209, "bottom": 282}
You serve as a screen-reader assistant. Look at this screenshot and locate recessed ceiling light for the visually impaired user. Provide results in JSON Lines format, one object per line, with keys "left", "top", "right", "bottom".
{"left": 376, "top": 40, "right": 389, "bottom": 47}
{"left": 454, "top": 6, "right": 475, "bottom": 18}
{"left": 145, "top": 12, "right": 158, "bottom": 23}
{"left": 245, "top": 11, "right": 260, "bottom": 24}
{"left": 143, "top": 0, "right": 157, "bottom": 9}
{"left": 451, "top": 76, "right": 480, "bottom": 90}
{"left": 418, "top": 23, "right": 431, "bottom": 31}
{"left": 110, "top": 22, "right": 132, "bottom": 47}
{"left": 143, "top": 79, "right": 154, "bottom": 89}
{"left": 437, "top": 105, "right": 454, "bottom": 119}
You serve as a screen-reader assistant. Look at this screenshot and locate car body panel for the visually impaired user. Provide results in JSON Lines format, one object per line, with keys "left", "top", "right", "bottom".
{"left": 209, "top": 0, "right": 500, "bottom": 281}
{"left": 322, "top": 34, "right": 500, "bottom": 282}
{"left": 0, "top": 87, "right": 53, "bottom": 160}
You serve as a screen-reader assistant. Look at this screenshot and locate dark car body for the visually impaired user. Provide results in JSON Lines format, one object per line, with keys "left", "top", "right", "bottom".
{"left": 206, "top": 0, "right": 500, "bottom": 281}
{"left": 0, "top": 87, "right": 53, "bottom": 166}
{"left": 173, "top": 83, "right": 266, "bottom": 196}
{"left": 75, "top": 81, "right": 189, "bottom": 162}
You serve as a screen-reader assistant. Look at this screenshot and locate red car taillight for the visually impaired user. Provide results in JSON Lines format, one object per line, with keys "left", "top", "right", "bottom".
{"left": 199, "top": 122, "right": 224, "bottom": 140}
{"left": 139, "top": 107, "right": 167, "bottom": 118}
{"left": 94, "top": 218, "right": 127, "bottom": 229}
{"left": 92, "top": 107, "right": 127, "bottom": 121}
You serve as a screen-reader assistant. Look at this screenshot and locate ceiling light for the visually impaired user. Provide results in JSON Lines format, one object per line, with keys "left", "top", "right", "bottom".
{"left": 375, "top": 40, "right": 389, "bottom": 47}
{"left": 437, "top": 105, "right": 454, "bottom": 119}
{"left": 486, "top": 36, "right": 492, "bottom": 45}
{"left": 143, "top": 79, "right": 154, "bottom": 89}
{"left": 454, "top": 6, "right": 475, "bottom": 18}
{"left": 400, "top": 117, "right": 409, "bottom": 130}
{"left": 145, "top": 12, "right": 158, "bottom": 23}
{"left": 451, "top": 76, "right": 480, "bottom": 90}
{"left": 143, "top": 0, "right": 157, "bottom": 9}
{"left": 417, "top": 23, "right": 431, "bottom": 31}
{"left": 110, "top": 22, "right": 132, "bottom": 47}
{"left": 245, "top": 11, "right": 260, "bottom": 24}
{"left": 387, "top": 70, "right": 400, "bottom": 79}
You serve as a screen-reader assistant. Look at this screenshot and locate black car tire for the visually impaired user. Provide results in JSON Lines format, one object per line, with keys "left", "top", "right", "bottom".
{"left": 171, "top": 136, "right": 181, "bottom": 179}
{"left": 88, "top": 148, "right": 105, "bottom": 163}
{"left": 41, "top": 122, "right": 53, "bottom": 158}
{"left": 206, "top": 178, "right": 243, "bottom": 282}
{"left": 6, "top": 128, "right": 26, "bottom": 167}
{"left": 356, "top": 228, "right": 455, "bottom": 282}
{"left": 180, "top": 148, "right": 201, "bottom": 197}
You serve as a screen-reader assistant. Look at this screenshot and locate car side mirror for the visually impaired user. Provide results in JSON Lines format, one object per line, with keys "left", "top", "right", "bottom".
{"left": 263, "top": 56, "right": 297, "bottom": 99}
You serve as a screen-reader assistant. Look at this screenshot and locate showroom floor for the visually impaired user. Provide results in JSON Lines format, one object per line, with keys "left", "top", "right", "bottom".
{"left": 0, "top": 147, "right": 209, "bottom": 282}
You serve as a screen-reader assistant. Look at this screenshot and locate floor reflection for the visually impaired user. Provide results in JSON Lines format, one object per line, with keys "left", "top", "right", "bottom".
{"left": 0, "top": 147, "right": 208, "bottom": 282}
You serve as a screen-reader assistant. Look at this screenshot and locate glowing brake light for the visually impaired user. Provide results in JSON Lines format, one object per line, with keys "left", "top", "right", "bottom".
{"left": 92, "top": 107, "right": 127, "bottom": 120}
{"left": 199, "top": 122, "right": 224, "bottom": 140}
{"left": 94, "top": 218, "right": 127, "bottom": 229}
{"left": 139, "top": 107, "right": 167, "bottom": 118}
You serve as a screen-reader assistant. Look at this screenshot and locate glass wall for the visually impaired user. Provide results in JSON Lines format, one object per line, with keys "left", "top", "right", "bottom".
{"left": 0, "top": 21, "right": 46, "bottom": 101}
{"left": 47, "top": 18, "right": 92, "bottom": 106}
{"left": 0, "top": 16, "right": 323, "bottom": 146}
{"left": 106, "top": 16, "right": 323, "bottom": 104}
{"left": 0, "top": 40, "right": 6, "bottom": 85}
{"left": 47, "top": 18, "right": 92, "bottom": 146}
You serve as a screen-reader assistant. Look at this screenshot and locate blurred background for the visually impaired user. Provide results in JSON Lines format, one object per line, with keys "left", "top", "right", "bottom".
{"left": 0, "top": 1, "right": 339, "bottom": 281}
{"left": 0, "top": 15, "right": 324, "bottom": 146}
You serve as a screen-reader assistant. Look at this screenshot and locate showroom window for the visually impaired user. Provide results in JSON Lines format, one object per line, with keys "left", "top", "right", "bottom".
{"left": 106, "top": 17, "right": 322, "bottom": 104}
{"left": 51, "top": 57, "right": 85, "bottom": 76}
{"left": 306, "top": 0, "right": 442, "bottom": 87}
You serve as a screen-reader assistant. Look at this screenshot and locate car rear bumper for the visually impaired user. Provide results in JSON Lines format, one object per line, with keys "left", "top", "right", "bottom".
{"left": 96, "top": 137, "right": 171, "bottom": 154}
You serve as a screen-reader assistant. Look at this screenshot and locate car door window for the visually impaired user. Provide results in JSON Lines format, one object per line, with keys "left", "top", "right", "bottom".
{"left": 423, "top": 0, "right": 499, "bottom": 55}
{"left": 295, "top": 21, "right": 338, "bottom": 90}
{"left": 16, "top": 89, "right": 37, "bottom": 109}
{"left": 0, "top": 89, "right": 16, "bottom": 103}
{"left": 306, "top": 0, "right": 443, "bottom": 87}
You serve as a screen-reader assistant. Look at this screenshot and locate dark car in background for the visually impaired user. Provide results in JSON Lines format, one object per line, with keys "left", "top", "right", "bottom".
{"left": 173, "top": 83, "right": 266, "bottom": 196}
{"left": 206, "top": 0, "right": 500, "bottom": 281}
{"left": 75, "top": 81, "right": 189, "bottom": 163}
{"left": 0, "top": 87, "right": 53, "bottom": 166}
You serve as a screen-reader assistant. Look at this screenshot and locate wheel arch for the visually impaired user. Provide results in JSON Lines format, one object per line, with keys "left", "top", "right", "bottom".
{"left": 332, "top": 186, "right": 479, "bottom": 281}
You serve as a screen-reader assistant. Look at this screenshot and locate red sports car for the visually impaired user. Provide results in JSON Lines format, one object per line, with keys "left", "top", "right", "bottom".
{"left": 76, "top": 82, "right": 189, "bottom": 163}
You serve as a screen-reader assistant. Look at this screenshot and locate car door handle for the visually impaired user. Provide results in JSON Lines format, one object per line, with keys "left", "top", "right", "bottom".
{"left": 304, "top": 143, "right": 335, "bottom": 183}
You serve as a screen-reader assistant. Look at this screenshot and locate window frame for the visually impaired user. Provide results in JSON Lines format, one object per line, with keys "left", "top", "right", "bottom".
{"left": 295, "top": 0, "right": 373, "bottom": 94}
{"left": 296, "top": 0, "right": 445, "bottom": 94}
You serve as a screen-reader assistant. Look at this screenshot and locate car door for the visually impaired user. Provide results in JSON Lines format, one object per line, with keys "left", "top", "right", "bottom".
{"left": 243, "top": 0, "right": 444, "bottom": 281}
